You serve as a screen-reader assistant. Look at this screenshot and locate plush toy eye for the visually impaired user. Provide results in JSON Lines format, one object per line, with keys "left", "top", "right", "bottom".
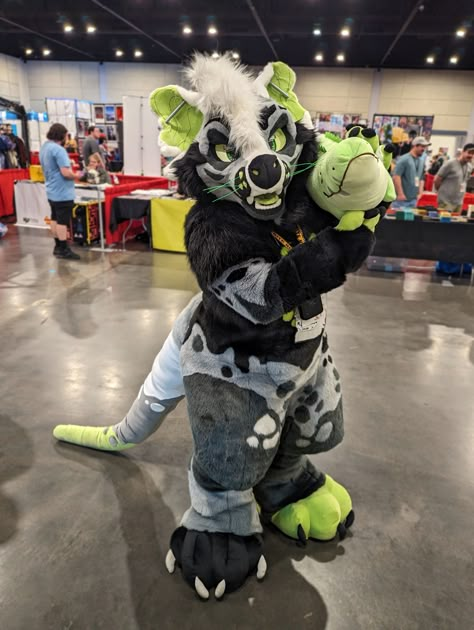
{"left": 215, "top": 144, "right": 236, "bottom": 162}
{"left": 269, "top": 128, "right": 287, "bottom": 152}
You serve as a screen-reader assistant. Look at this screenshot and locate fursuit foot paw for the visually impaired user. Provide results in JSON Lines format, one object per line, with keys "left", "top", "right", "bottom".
{"left": 53, "top": 424, "right": 135, "bottom": 452}
{"left": 165, "top": 526, "right": 266, "bottom": 600}
{"left": 271, "top": 475, "right": 354, "bottom": 544}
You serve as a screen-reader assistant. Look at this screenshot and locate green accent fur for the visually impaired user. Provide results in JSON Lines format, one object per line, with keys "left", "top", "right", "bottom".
{"left": 271, "top": 475, "right": 352, "bottom": 541}
{"left": 307, "top": 129, "right": 396, "bottom": 232}
{"left": 53, "top": 425, "right": 135, "bottom": 452}
{"left": 149, "top": 86, "right": 203, "bottom": 153}
{"left": 265, "top": 62, "right": 307, "bottom": 123}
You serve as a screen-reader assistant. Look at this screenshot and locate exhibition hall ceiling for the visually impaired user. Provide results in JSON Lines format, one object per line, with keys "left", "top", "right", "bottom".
{"left": 0, "top": 0, "right": 473, "bottom": 69}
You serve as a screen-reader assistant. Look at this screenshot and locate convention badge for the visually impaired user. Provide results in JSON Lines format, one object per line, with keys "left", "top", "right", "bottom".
{"left": 294, "top": 295, "right": 326, "bottom": 343}
{"left": 414, "top": 176, "right": 420, "bottom": 187}
{"left": 460, "top": 182, "right": 467, "bottom": 193}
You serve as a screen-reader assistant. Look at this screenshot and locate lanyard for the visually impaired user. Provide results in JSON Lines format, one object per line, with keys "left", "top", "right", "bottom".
{"left": 271, "top": 225, "right": 305, "bottom": 252}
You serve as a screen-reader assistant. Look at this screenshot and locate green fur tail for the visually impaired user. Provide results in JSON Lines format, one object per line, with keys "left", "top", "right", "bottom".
{"left": 53, "top": 424, "right": 135, "bottom": 451}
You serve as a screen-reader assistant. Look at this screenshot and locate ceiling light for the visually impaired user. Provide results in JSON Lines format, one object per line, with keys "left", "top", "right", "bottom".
{"left": 211, "top": 51, "right": 220, "bottom": 59}
{"left": 182, "top": 25, "right": 192, "bottom": 35}
{"left": 116, "top": 50, "right": 124, "bottom": 57}
{"left": 426, "top": 55, "right": 434, "bottom": 64}
{"left": 25, "top": 48, "right": 33, "bottom": 55}
{"left": 232, "top": 51, "right": 240, "bottom": 59}
{"left": 134, "top": 50, "right": 143, "bottom": 58}
{"left": 313, "top": 28, "right": 321, "bottom": 36}
{"left": 64, "top": 24, "right": 74, "bottom": 33}
{"left": 336, "top": 53, "right": 345, "bottom": 62}
{"left": 449, "top": 55, "right": 459, "bottom": 64}
{"left": 86, "top": 25, "right": 96, "bottom": 33}
{"left": 456, "top": 28, "right": 466, "bottom": 38}
{"left": 340, "top": 27, "right": 350, "bottom": 38}
{"left": 43, "top": 49, "right": 51, "bottom": 56}
{"left": 208, "top": 25, "right": 218, "bottom": 36}
{"left": 315, "top": 53, "right": 323, "bottom": 62}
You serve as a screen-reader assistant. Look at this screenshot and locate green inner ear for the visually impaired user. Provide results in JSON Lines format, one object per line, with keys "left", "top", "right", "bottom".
{"left": 265, "top": 61, "right": 307, "bottom": 123}
{"left": 149, "top": 85, "right": 203, "bottom": 152}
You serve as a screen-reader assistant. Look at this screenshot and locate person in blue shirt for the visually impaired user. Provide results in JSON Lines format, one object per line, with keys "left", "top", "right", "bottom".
{"left": 392, "top": 136, "right": 430, "bottom": 210}
{"left": 40, "top": 123, "right": 81, "bottom": 259}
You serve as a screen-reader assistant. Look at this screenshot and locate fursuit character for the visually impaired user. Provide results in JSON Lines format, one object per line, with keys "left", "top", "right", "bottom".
{"left": 54, "top": 55, "right": 384, "bottom": 599}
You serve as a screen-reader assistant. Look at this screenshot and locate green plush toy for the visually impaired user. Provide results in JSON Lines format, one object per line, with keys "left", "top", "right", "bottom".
{"left": 307, "top": 127, "right": 396, "bottom": 232}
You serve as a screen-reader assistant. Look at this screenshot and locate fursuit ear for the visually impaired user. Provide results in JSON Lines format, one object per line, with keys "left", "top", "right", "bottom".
{"left": 149, "top": 85, "right": 203, "bottom": 152}
{"left": 254, "top": 61, "right": 307, "bottom": 123}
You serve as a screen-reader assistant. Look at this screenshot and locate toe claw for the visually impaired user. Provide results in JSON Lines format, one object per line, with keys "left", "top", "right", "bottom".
{"left": 215, "top": 579, "right": 226, "bottom": 599}
{"left": 337, "top": 523, "right": 347, "bottom": 540}
{"left": 165, "top": 549, "right": 176, "bottom": 574}
{"left": 345, "top": 509, "right": 355, "bottom": 529}
{"left": 195, "top": 576, "right": 209, "bottom": 600}
{"left": 297, "top": 524, "right": 307, "bottom": 546}
{"left": 256, "top": 555, "right": 267, "bottom": 580}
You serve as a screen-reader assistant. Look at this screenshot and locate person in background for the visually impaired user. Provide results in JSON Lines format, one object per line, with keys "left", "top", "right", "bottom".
{"left": 399, "top": 130, "right": 417, "bottom": 156}
{"left": 434, "top": 143, "right": 474, "bottom": 212}
{"left": 39, "top": 123, "right": 81, "bottom": 260}
{"left": 0, "top": 124, "right": 16, "bottom": 169}
{"left": 65, "top": 133, "right": 78, "bottom": 154}
{"left": 80, "top": 152, "right": 111, "bottom": 185}
{"left": 82, "top": 126, "right": 101, "bottom": 166}
{"left": 98, "top": 135, "right": 110, "bottom": 169}
{"left": 392, "top": 136, "right": 430, "bottom": 209}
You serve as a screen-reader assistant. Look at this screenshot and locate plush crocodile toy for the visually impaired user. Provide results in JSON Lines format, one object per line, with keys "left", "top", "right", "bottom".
{"left": 307, "top": 127, "right": 396, "bottom": 231}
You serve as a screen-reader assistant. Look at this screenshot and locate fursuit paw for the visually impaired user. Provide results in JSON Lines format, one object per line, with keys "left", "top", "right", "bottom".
{"left": 271, "top": 475, "right": 354, "bottom": 544}
{"left": 165, "top": 527, "right": 266, "bottom": 600}
{"left": 53, "top": 424, "right": 135, "bottom": 451}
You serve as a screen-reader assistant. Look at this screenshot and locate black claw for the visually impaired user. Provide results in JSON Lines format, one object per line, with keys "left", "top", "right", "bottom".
{"left": 348, "top": 127, "right": 360, "bottom": 138}
{"left": 384, "top": 143, "right": 395, "bottom": 154}
{"left": 337, "top": 523, "right": 347, "bottom": 540}
{"left": 364, "top": 208, "right": 379, "bottom": 219}
{"left": 362, "top": 128, "right": 376, "bottom": 138}
{"left": 345, "top": 510, "right": 355, "bottom": 529}
{"left": 297, "top": 524, "right": 307, "bottom": 546}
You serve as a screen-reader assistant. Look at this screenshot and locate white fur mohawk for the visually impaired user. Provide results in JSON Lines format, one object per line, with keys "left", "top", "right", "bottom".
{"left": 185, "top": 53, "right": 267, "bottom": 154}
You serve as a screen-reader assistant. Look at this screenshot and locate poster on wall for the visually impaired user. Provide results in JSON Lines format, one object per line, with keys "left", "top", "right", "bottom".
{"left": 94, "top": 105, "right": 105, "bottom": 123}
{"left": 372, "top": 114, "right": 434, "bottom": 144}
{"left": 76, "top": 119, "right": 87, "bottom": 138}
{"left": 105, "top": 105, "right": 116, "bottom": 122}
{"left": 315, "top": 113, "right": 362, "bottom": 135}
{"left": 106, "top": 124, "right": 118, "bottom": 141}
{"left": 115, "top": 105, "right": 123, "bottom": 122}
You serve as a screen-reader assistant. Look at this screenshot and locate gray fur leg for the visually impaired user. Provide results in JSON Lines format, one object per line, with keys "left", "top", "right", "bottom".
{"left": 114, "top": 386, "right": 183, "bottom": 444}
{"left": 181, "top": 466, "right": 263, "bottom": 536}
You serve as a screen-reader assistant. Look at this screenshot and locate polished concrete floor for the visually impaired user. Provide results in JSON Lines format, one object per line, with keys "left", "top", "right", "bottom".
{"left": 1, "top": 226, "right": 473, "bottom": 630}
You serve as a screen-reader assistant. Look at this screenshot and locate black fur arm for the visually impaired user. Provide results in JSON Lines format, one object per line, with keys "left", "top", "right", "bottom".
{"left": 195, "top": 225, "right": 374, "bottom": 325}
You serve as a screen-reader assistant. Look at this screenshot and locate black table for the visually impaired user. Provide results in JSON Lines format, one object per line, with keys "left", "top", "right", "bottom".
{"left": 373, "top": 219, "right": 474, "bottom": 264}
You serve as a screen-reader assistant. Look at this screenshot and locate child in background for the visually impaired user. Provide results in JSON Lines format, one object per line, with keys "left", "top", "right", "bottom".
{"left": 80, "top": 152, "right": 111, "bottom": 185}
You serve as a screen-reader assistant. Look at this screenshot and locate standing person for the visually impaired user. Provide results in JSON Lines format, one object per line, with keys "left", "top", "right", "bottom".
{"left": 65, "top": 133, "right": 78, "bottom": 154}
{"left": 39, "top": 123, "right": 81, "bottom": 260}
{"left": 392, "top": 136, "right": 430, "bottom": 209}
{"left": 434, "top": 143, "right": 474, "bottom": 212}
{"left": 82, "top": 126, "right": 101, "bottom": 166}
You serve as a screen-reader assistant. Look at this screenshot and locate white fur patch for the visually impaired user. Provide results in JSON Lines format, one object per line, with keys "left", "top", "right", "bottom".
{"left": 253, "top": 414, "right": 277, "bottom": 435}
{"left": 315, "top": 422, "right": 333, "bottom": 443}
{"left": 246, "top": 436, "right": 259, "bottom": 448}
{"left": 185, "top": 53, "right": 267, "bottom": 155}
{"left": 263, "top": 433, "right": 280, "bottom": 450}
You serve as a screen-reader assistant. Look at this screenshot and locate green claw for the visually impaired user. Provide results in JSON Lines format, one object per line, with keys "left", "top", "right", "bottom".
{"left": 53, "top": 425, "right": 135, "bottom": 451}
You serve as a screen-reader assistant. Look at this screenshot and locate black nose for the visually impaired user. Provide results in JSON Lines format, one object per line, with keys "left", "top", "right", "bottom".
{"left": 247, "top": 154, "right": 282, "bottom": 189}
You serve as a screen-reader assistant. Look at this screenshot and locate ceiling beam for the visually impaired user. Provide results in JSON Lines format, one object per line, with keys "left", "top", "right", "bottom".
{"left": 379, "top": 0, "right": 425, "bottom": 66}
{"left": 90, "top": 0, "right": 181, "bottom": 59}
{"left": 0, "top": 17, "right": 97, "bottom": 60}
{"left": 245, "top": 0, "right": 278, "bottom": 60}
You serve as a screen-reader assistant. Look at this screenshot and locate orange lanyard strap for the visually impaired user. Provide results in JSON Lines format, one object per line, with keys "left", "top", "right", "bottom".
{"left": 271, "top": 225, "right": 305, "bottom": 251}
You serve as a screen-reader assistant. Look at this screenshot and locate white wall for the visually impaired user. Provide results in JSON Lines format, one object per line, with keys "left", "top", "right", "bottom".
{"left": 1, "top": 53, "right": 474, "bottom": 139}
{"left": 0, "top": 53, "right": 30, "bottom": 107}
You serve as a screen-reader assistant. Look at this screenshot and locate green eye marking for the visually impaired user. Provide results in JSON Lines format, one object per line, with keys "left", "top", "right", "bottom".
{"left": 269, "top": 128, "right": 287, "bottom": 152}
{"left": 215, "top": 144, "right": 236, "bottom": 162}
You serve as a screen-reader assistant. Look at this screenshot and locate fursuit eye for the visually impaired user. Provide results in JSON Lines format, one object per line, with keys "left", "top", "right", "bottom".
{"left": 269, "top": 128, "right": 287, "bottom": 152}
{"left": 215, "top": 144, "right": 236, "bottom": 162}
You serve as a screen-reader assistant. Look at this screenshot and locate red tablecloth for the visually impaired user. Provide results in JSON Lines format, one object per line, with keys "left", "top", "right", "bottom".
{"left": 417, "top": 191, "right": 474, "bottom": 211}
{"left": 0, "top": 169, "right": 30, "bottom": 217}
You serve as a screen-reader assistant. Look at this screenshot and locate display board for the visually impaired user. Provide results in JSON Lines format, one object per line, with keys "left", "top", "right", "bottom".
{"left": 372, "top": 114, "right": 434, "bottom": 144}
{"left": 92, "top": 103, "right": 124, "bottom": 166}
{"left": 314, "top": 113, "right": 365, "bottom": 135}
{"left": 123, "top": 96, "right": 161, "bottom": 177}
